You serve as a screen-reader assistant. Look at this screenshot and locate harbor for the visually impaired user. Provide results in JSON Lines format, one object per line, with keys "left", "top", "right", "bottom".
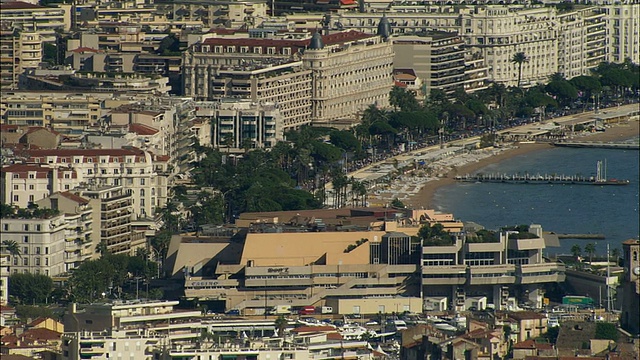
{"left": 552, "top": 141, "right": 640, "bottom": 150}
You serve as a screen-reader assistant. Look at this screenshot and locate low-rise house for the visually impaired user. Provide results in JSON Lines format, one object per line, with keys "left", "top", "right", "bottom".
{"left": 513, "top": 339, "right": 556, "bottom": 359}
{"left": 508, "top": 312, "right": 549, "bottom": 343}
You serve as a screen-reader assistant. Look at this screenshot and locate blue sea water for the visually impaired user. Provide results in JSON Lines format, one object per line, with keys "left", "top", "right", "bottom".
{"left": 432, "top": 144, "right": 640, "bottom": 256}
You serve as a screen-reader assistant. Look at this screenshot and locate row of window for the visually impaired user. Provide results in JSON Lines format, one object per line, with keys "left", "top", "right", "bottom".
{"left": 14, "top": 257, "right": 49, "bottom": 266}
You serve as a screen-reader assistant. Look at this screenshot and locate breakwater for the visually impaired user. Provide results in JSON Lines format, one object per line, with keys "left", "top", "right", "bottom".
{"left": 553, "top": 141, "right": 639, "bottom": 150}
{"left": 454, "top": 173, "right": 629, "bottom": 186}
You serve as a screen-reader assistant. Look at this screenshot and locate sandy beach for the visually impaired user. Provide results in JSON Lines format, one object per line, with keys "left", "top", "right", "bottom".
{"left": 405, "top": 119, "right": 639, "bottom": 209}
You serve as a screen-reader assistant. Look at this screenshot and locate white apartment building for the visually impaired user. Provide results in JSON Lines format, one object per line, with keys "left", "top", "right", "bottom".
{"left": 23, "top": 148, "right": 168, "bottom": 219}
{"left": 37, "top": 192, "right": 94, "bottom": 271}
{"left": 195, "top": 100, "right": 283, "bottom": 150}
{"left": 0, "top": 247, "right": 9, "bottom": 305}
{"left": 605, "top": 4, "right": 640, "bottom": 64}
{"left": 62, "top": 300, "right": 203, "bottom": 360}
{"left": 0, "top": 1, "right": 71, "bottom": 43}
{"left": 557, "top": 7, "right": 607, "bottom": 79}
{"left": 0, "top": 213, "right": 66, "bottom": 277}
{"left": 1, "top": 164, "right": 78, "bottom": 208}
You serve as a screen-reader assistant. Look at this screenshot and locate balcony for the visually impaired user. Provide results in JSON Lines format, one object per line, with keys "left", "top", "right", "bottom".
{"left": 422, "top": 265, "right": 467, "bottom": 285}
{"left": 518, "top": 263, "right": 565, "bottom": 284}
{"left": 468, "top": 264, "right": 516, "bottom": 285}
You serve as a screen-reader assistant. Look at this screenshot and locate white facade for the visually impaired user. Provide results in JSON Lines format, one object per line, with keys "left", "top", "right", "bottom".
{"left": 0, "top": 215, "right": 66, "bottom": 277}
{"left": 0, "top": 248, "right": 9, "bottom": 305}
{"left": 605, "top": 4, "right": 640, "bottom": 64}
{"left": 557, "top": 7, "right": 608, "bottom": 79}
{"left": 25, "top": 148, "right": 167, "bottom": 219}
{"left": 1, "top": 164, "right": 77, "bottom": 210}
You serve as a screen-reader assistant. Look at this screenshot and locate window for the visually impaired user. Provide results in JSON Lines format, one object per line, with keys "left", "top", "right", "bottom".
{"left": 2, "top": 224, "right": 7, "bottom": 231}
{"left": 127, "top": 169, "right": 132, "bottom": 174}
{"left": 29, "top": 195, "right": 34, "bottom": 202}
{"left": 101, "top": 169, "right": 107, "bottom": 174}
{"left": 29, "top": 185, "right": 34, "bottom": 190}
{"left": 114, "top": 169, "right": 119, "bottom": 174}
{"left": 24, "top": 224, "right": 29, "bottom": 231}
{"left": 29, "top": 174, "right": 35, "bottom": 179}
{"left": 140, "top": 179, "right": 145, "bottom": 186}
{"left": 35, "top": 258, "right": 40, "bottom": 266}
{"left": 13, "top": 185, "right": 18, "bottom": 190}
{"left": 87, "top": 169, "right": 93, "bottom": 175}
{"left": 45, "top": 258, "right": 48, "bottom": 266}
{"left": 13, "top": 258, "right": 17, "bottom": 266}
{"left": 23, "top": 236, "right": 29, "bottom": 243}
{"left": 45, "top": 247, "right": 48, "bottom": 254}
{"left": 36, "top": 225, "right": 40, "bottom": 231}
{"left": 13, "top": 195, "right": 19, "bottom": 202}
{"left": 36, "top": 247, "right": 41, "bottom": 254}
{"left": 23, "top": 258, "right": 29, "bottom": 266}
{"left": 140, "top": 169, "right": 145, "bottom": 174}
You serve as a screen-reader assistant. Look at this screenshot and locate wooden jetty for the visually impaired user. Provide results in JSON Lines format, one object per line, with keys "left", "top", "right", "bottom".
{"left": 455, "top": 160, "right": 630, "bottom": 186}
{"left": 552, "top": 141, "right": 639, "bottom": 150}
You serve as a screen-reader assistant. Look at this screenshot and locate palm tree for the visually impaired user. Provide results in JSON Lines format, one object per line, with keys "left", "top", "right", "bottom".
{"left": 511, "top": 52, "right": 529, "bottom": 88}
{"left": 570, "top": 244, "right": 581, "bottom": 259}
{"left": 274, "top": 315, "right": 288, "bottom": 338}
{"left": 610, "top": 248, "right": 620, "bottom": 263}
{"left": 584, "top": 243, "right": 596, "bottom": 264}
{"left": 2, "top": 240, "right": 21, "bottom": 260}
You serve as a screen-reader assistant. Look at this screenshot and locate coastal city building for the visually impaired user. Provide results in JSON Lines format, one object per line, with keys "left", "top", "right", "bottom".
{"left": 557, "top": 6, "right": 608, "bottom": 79}
{"left": 166, "top": 207, "right": 563, "bottom": 313}
{"left": 604, "top": 4, "right": 640, "bottom": 64}
{"left": 393, "top": 32, "right": 489, "bottom": 95}
{"left": 620, "top": 238, "right": 640, "bottom": 335}
{"left": 0, "top": 27, "right": 42, "bottom": 90}
{"left": 183, "top": 28, "right": 393, "bottom": 125}
{"left": 0, "top": 245, "right": 9, "bottom": 305}
{"left": 62, "top": 300, "right": 203, "bottom": 360}
{"left": 36, "top": 192, "right": 94, "bottom": 271}
{"left": 0, "top": 1, "right": 71, "bottom": 42}
{"left": 0, "top": 211, "right": 67, "bottom": 277}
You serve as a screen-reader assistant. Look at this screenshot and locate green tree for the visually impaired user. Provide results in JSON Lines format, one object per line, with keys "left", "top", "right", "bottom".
{"left": 15, "top": 305, "right": 54, "bottom": 322}
{"left": 274, "top": 315, "right": 288, "bottom": 337}
{"left": 595, "top": 323, "right": 619, "bottom": 341}
{"left": 9, "top": 273, "right": 53, "bottom": 305}
{"left": 1, "top": 203, "right": 15, "bottom": 217}
{"left": 389, "top": 85, "right": 420, "bottom": 112}
{"left": 390, "top": 198, "right": 405, "bottom": 208}
{"left": 511, "top": 52, "right": 529, "bottom": 88}
{"left": 584, "top": 243, "right": 596, "bottom": 263}
{"left": 571, "top": 244, "right": 582, "bottom": 259}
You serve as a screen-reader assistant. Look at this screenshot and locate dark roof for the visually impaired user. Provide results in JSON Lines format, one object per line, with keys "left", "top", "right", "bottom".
{"left": 509, "top": 311, "right": 547, "bottom": 321}
{"left": 309, "top": 31, "right": 324, "bottom": 50}
{"left": 377, "top": 14, "right": 391, "bottom": 39}
{"left": 202, "top": 30, "right": 373, "bottom": 49}
{"left": 129, "top": 123, "right": 159, "bottom": 136}
{"left": 1, "top": 1, "right": 46, "bottom": 9}
{"left": 58, "top": 191, "right": 90, "bottom": 205}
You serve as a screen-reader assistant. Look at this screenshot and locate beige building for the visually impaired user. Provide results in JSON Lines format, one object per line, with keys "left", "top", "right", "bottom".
{"left": 621, "top": 239, "right": 639, "bottom": 335}
{"left": 37, "top": 192, "right": 94, "bottom": 272}
{"left": 421, "top": 224, "right": 565, "bottom": 311}
{"left": 183, "top": 29, "right": 393, "bottom": 126}
{"left": 0, "top": 28, "right": 42, "bottom": 90}
{"left": 0, "top": 245, "right": 9, "bottom": 305}
{"left": 393, "top": 32, "right": 488, "bottom": 96}
{"left": 0, "top": 1, "right": 71, "bottom": 43}
{"left": 74, "top": 185, "right": 146, "bottom": 256}
{"left": 508, "top": 312, "right": 548, "bottom": 343}
{"left": 1, "top": 164, "right": 78, "bottom": 208}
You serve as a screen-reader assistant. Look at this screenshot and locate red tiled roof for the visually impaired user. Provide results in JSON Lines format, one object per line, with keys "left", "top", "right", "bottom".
{"left": 156, "top": 155, "right": 170, "bottom": 161}
{"left": 291, "top": 326, "right": 337, "bottom": 333}
{"left": 340, "top": 0, "right": 356, "bottom": 5}
{"left": 24, "top": 126, "right": 61, "bottom": 136}
{"left": 0, "top": 305, "right": 15, "bottom": 312}
{"left": 27, "top": 317, "right": 47, "bottom": 327}
{"left": 0, "top": 1, "right": 46, "bottom": 9}
{"left": 70, "top": 46, "right": 100, "bottom": 53}
{"left": 58, "top": 191, "right": 89, "bottom": 205}
{"left": 394, "top": 81, "right": 407, "bottom": 88}
{"left": 0, "top": 124, "right": 20, "bottom": 132}
{"left": 326, "top": 332, "right": 343, "bottom": 340}
{"left": 129, "top": 123, "right": 159, "bottom": 136}
{"left": 24, "top": 148, "right": 144, "bottom": 157}
{"left": 1, "top": 164, "right": 51, "bottom": 174}
{"left": 21, "top": 328, "right": 62, "bottom": 342}
{"left": 202, "top": 30, "right": 373, "bottom": 49}
{"left": 514, "top": 339, "right": 536, "bottom": 349}
{"left": 509, "top": 311, "right": 547, "bottom": 321}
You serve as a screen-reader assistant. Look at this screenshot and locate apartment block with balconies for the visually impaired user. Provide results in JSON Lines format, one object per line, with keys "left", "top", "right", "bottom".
{"left": 557, "top": 7, "right": 607, "bottom": 79}
{"left": 75, "top": 185, "right": 145, "bottom": 256}
{"left": 62, "top": 300, "right": 203, "bottom": 360}
{"left": 37, "top": 192, "right": 94, "bottom": 272}
{"left": 0, "top": 2, "right": 70, "bottom": 43}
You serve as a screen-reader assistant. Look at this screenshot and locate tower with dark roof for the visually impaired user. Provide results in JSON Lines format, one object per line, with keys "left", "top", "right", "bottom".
{"left": 377, "top": 14, "right": 391, "bottom": 40}
{"left": 309, "top": 32, "right": 324, "bottom": 50}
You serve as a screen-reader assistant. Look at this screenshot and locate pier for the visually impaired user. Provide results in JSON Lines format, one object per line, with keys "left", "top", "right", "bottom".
{"left": 455, "top": 160, "right": 630, "bottom": 186}
{"left": 552, "top": 141, "right": 640, "bottom": 150}
{"left": 454, "top": 173, "right": 629, "bottom": 186}
{"left": 556, "top": 233, "right": 606, "bottom": 240}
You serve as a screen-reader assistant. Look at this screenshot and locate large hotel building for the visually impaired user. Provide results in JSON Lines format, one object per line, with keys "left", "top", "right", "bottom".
{"left": 168, "top": 208, "right": 564, "bottom": 314}
{"left": 182, "top": 28, "right": 394, "bottom": 127}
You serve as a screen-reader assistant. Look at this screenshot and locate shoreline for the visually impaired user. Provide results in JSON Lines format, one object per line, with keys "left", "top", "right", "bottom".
{"left": 405, "top": 119, "right": 640, "bottom": 209}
